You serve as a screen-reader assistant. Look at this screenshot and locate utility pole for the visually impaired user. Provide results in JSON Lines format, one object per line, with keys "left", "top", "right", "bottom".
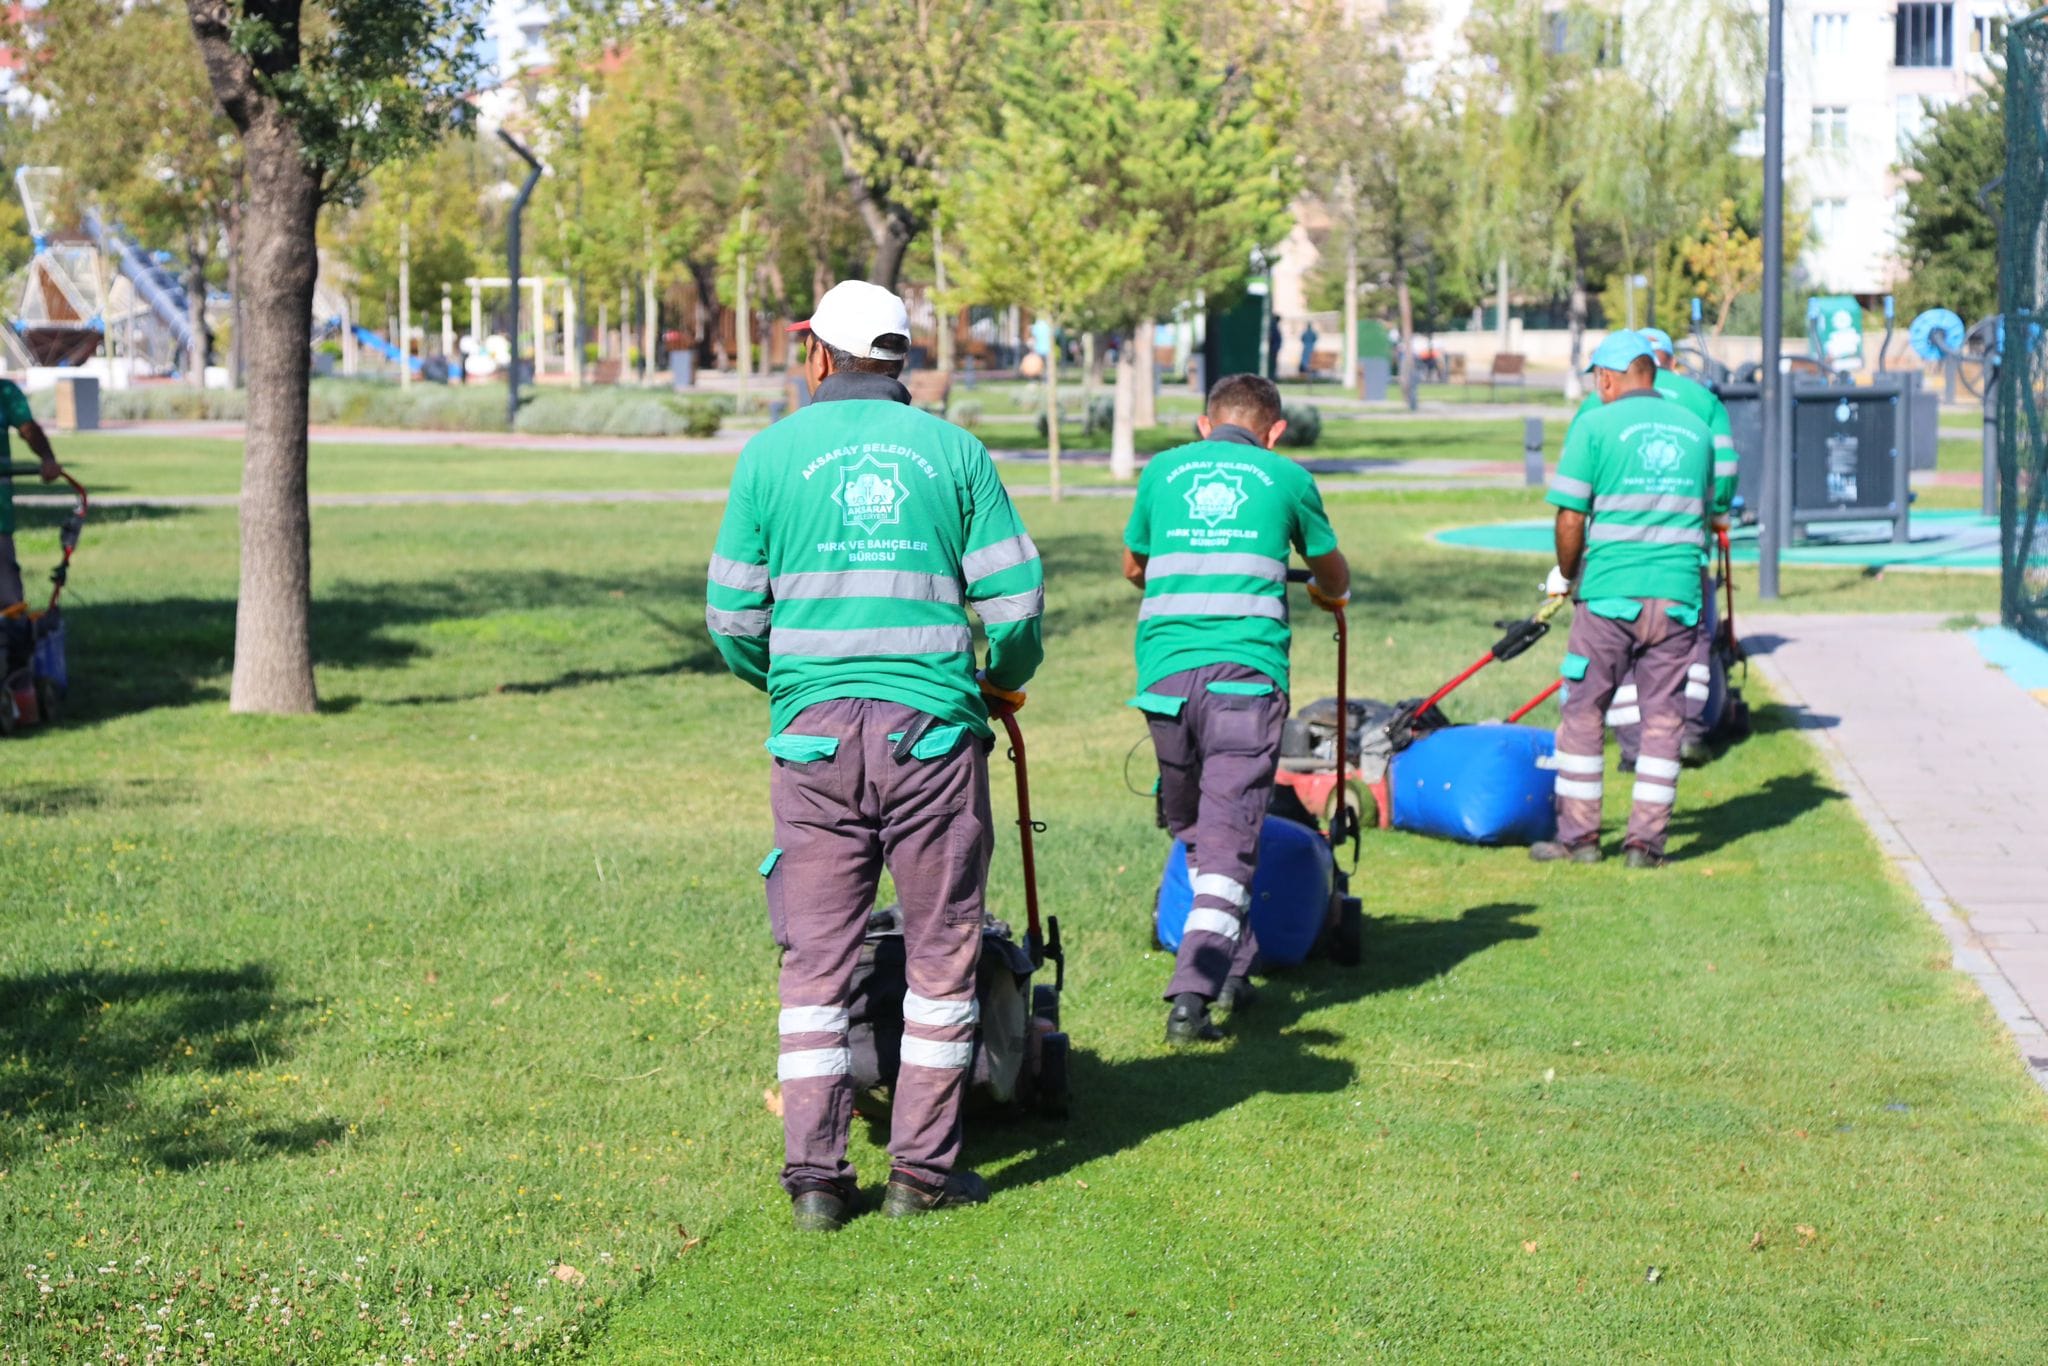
{"left": 500, "top": 129, "right": 544, "bottom": 428}
{"left": 1496, "top": 255, "right": 1510, "bottom": 354}
{"left": 1758, "top": 0, "right": 1786, "bottom": 600}
{"left": 736, "top": 206, "right": 752, "bottom": 412}
{"left": 440, "top": 285, "right": 453, "bottom": 375}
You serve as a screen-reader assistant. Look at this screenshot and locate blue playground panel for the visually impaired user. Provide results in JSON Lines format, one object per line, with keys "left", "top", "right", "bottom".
{"left": 1432, "top": 510, "right": 1999, "bottom": 572}
{"left": 1973, "top": 627, "right": 2048, "bottom": 694}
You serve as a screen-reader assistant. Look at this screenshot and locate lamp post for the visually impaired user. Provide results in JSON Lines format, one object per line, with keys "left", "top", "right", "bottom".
{"left": 1758, "top": 0, "right": 1786, "bottom": 600}
{"left": 499, "top": 129, "right": 544, "bottom": 429}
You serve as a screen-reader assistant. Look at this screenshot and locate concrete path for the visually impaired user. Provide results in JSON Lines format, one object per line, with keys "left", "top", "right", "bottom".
{"left": 1745, "top": 612, "right": 2048, "bottom": 1091}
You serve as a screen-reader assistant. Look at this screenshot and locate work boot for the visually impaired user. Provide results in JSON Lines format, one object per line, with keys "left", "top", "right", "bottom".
{"left": 790, "top": 1182, "right": 854, "bottom": 1233}
{"left": 1624, "top": 846, "right": 1667, "bottom": 870}
{"left": 880, "top": 1168, "right": 990, "bottom": 1219}
{"left": 1529, "top": 840, "right": 1602, "bottom": 865}
{"left": 1680, "top": 739, "right": 1713, "bottom": 766}
{"left": 1165, "top": 992, "right": 1225, "bottom": 1044}
{"left": 1217, "top": 975, "right": 1259, "bottom": 1013}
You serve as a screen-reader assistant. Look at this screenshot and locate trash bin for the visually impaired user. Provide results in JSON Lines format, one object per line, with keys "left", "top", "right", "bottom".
{"left": 670, "top": 349, "right": 695, "bottom": 389}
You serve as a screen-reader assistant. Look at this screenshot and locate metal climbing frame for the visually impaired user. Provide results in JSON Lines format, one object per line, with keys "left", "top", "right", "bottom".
{"left": 2002, "top": 11, "right": 2048, "bottom": 645}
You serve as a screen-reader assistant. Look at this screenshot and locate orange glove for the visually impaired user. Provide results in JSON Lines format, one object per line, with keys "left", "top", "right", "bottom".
{"left": 977, "top": 670, "right": 1026, "bottom": 713}
{"left": 1306, "top": 582, "right": 1350, "bottom": 614}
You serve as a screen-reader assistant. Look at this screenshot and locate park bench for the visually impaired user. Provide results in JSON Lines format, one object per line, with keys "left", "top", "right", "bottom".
{"left": 907, "top": 369, "right": 952, "bottom": 415}
{"left": 1485, "top": 352, "right": 1527, "bottom": 395}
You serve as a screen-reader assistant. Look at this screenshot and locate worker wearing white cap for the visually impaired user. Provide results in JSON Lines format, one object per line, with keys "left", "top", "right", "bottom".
{"left": 707, "top": 280, "right": 1045, "bottom": 1229}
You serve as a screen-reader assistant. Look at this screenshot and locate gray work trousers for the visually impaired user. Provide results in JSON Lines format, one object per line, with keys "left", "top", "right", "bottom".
{"left": 1613, "top": 566, "right": 1717, "bottom": 760}
{"left": 1147, "top": 663, "right": 1286, "bottom": 1002}
{"left": 0, "top": 532, "right": 25, "bottom": 675}
{"left": 1553, "top": 601, "right": 1700, "bottom": 857}
{"left": 763, "top": 697, "right": 992, "bottom": 1196}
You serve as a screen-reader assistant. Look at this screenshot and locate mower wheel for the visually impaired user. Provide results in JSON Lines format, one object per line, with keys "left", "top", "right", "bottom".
{"left": 1031, "top": 983, "right": 1060, "bottom": 1029}
{"left": 1037, "top": 1031, "right": 1071, "bottom": 1119}
{"left": 1330, "top": 896, "right": 1365, "bottom": 967}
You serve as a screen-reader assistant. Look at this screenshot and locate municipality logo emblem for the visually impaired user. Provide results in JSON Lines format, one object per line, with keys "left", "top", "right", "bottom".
{"left": 1641, "top": 436, "right": 1683, "bottom": 474}
{"left": 831, "top": 454, "right": 910, "bottom": 534}
{"left": 1184, "top": 469, "right": 1248, "bottom": 527}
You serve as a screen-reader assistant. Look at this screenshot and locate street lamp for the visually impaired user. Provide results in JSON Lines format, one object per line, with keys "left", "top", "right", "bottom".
{"left": 1758, "top": 0, "right": 1786, "bottom": 600}
{"left": 499, "top": 129, "right": 544, "bottom": 430}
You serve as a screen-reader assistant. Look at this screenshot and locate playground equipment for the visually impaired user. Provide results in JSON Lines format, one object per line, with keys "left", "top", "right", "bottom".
{"left": 5, "top": 167, "right": 204, "bottom": 380}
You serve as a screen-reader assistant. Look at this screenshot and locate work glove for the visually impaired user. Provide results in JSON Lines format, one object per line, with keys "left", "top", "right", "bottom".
{"left": 976, "top": 669, "right": 1026, "bottom": 714}
{"left": 1542, "top": 565, "right": 1572, "bottom": 598}
{"left": 1306, "top": 582, "right": 1350, "bottom": 614}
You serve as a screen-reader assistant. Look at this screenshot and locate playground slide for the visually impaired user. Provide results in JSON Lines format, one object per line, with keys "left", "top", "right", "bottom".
{"left": 80, "top": 209, "right": 199, "bottom": 352}
{"left": 350, "top": 325, "right": 424, "bottom": 373}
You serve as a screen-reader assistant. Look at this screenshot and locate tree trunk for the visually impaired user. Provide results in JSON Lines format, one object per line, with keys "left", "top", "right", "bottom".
{"left": 226, "top": 208, "right": 243, "bottom": 388}
{"left": 868, "top": 218, "right": 915, "bottom": 293}
{"left": 1133, "top": 313, "right": 1156, "bottom": 429}
{"left": 1395, "top": 274, "right": 1418, "bottom": 413}
{"left": 1565, "top": 234, "right": 1589, "bottom": 402}
{"left": 228, "top": 124, "right": 322, "bottom": 713}
{"left": 688, "top": 260, "right": 725, "bottom": 369}
{"left": 1044, "top": 335, "right": 1062, "bottom": 503}
{"left": 1342, "top": 240, "right": 1359, "bottom": 390}
{"left": 1081, "top": 332, "right": 1100, "bottom": 410}
{"left": 1110, "top": 338, "right": 1138, "bottom": 481}
{"left": 933, "top": 223, "right": 954, "bottom": 375}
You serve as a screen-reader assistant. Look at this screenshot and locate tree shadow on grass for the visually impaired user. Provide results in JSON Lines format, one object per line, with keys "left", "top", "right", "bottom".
{"left": 0, "top": 964, "right": 336, "bottom": 1170}
{"left": 0, "top": 777, "right": 195, "bottom": 817}
{"left": 956, "top": 901, "right": 1539, "bottom": 1191}
{"left": 1670, "top": 771, "right": 1843, "bottom": 861}
{"left": 58, "top": 570, "right": 724, "bottom": 724}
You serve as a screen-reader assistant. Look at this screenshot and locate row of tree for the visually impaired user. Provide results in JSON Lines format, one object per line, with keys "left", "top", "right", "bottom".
{"left": 6, "top": 0, "right": 2008, "bottom": 714}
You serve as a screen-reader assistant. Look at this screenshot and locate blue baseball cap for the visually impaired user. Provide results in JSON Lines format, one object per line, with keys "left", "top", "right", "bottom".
{"left": 1639, "top": 327, "right": 1675, "bottom": 357}
{"left": 1585, "top": 330, "right": 1654, "bottom": 373}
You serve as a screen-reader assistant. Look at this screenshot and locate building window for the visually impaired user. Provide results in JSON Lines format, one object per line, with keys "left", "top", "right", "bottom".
{"left": 1544, "top": 9, "right": 1622, "bottom": 65}
{"left": 1811, "top": 12, "right": 1851, "bottom": 56}
{"left": 1811, "top": 105, "right": 1850, "bottom": 151}
{"left": 1811, "top": 198, "right": 1850, "bottom": 245}
{"left": 1896, "top": 3, "right": 1954, "bottom": 68}
{"left": 1970, "top": 15, "right": 2005, "bottom": 56}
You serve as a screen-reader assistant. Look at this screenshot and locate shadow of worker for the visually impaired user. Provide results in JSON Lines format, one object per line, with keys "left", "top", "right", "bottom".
{"left": 976, "top": 901, "right": 1539, "bottom": 1191}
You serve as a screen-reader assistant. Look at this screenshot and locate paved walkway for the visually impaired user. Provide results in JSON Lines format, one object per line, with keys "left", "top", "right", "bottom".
{"left": 1746, "top": 612, "right": 2048, "bottom": 1091}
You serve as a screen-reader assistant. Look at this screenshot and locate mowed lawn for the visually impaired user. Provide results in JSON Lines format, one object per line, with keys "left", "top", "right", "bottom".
{"left": 0, "top": 453, "right": 2039, "bottom": 1361}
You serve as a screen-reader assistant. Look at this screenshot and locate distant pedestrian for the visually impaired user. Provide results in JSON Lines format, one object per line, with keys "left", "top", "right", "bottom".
{"left": 1299, "top": 322, "right": 1319, "bottom": 377}
{"left": 706, "top": 280, "right": 1045, "bottom": 1230}
{"left": 1532, "top": 331, "right": 1715, "bottom": 869}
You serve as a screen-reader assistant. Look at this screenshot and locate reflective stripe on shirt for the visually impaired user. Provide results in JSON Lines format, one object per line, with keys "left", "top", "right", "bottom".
{"left": 1550, "top": 472, "right": 1593, "bottom": 500}
{"left": 768, "top": 623, "right": 973, "bottom": 657}
{"left": 1593, "top": 493, "right": 1705, "bottom": 516}
{"left": 1588, "top": 522, "right": 1706, "bottom": 547}
{"left": 973, "top": 587, "right": 1044, "bottom": 624}
{"left": 770, "top": 568, "right": 963, "bottom": 605}
{"left": 706, "top": 605, "right": 771, "bottom": 637}
{"left": 1144, "top": 551, "right": 1287, "bottom": 582}
{"left": 962, "top": 533, "right": 1040, "bottom": 585}
{"left": 1138, "top": 593, "right": 1287, "bottom": 622}
{"left": 708, "top": 554, "right": 770, "bottom": 594}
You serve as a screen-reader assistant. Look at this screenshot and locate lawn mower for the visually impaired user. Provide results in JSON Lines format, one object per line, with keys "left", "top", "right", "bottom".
{"left": 845, "top": 703, "right": 1070, "bottom": 1120}
{"left": 1278, "top": 594, "right": 1567, "bottom": 843}
{"left": 1, "top": 461, "right": 86, "bottom": 736}
{"left": 1153, "top": 568, "right": 1364, "bottom": 970}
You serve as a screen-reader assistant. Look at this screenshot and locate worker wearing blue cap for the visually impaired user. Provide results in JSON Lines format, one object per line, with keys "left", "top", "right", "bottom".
{"left": 1570, "top": 327, "right": 1739, "bottom": 764}
{"left": 1533, "top": 331, "right": 1716, "bottom": 868}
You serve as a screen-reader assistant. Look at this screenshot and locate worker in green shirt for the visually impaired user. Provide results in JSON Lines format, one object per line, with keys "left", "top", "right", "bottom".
{"left": 706, "top": 280, "right": 1045, "bottom": 1231}
{"left": 1533, "top": 331, "right": 1714, "bottom": 869}
{"left": 0, "top": 378, "right": 66, "bottom": 688}
{"left": 1122, "top": 374, "right": 1349, "bottom": 1042}
{"left": 1568, "top": 327, "right": 1739, "bottom": 763}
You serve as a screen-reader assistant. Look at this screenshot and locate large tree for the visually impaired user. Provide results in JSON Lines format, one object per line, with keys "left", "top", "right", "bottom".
{"left": 185, "top": 0, "right": 485, "bottom": 714}
{"left": 1898, "top": 67, "right": 2004, "bottom": 322}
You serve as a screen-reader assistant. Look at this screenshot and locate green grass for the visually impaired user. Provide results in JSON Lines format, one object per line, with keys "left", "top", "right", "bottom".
{"left": 0, "top": 470, "right": 2034, "bottom": 1360}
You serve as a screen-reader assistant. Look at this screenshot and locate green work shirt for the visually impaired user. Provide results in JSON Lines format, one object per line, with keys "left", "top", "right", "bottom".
{"left": 1123, "top": 429, "right": 1339, "bottom": 697}
{"left": 1548, "top": 390, "right": 1714, "bottom": 610}
{"left": 0, "top": 380, "right": 35, "bottom": 536}
{"left": 1572, "top": 369, "right": 1737, "bottom": 515}
{"left": 706, "top": 371, "right": 1044, "bottom": 738}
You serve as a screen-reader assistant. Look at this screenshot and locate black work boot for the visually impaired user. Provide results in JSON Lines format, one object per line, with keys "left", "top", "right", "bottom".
{"left": 1680, "top": 739, "right": 1713, "bottom": 766}
{"left": 1217, "top": 975, "right": 1259, "bottom": 1014}
{"left": 1165, "top": 992, "right": 1225, "bottom": 1044}
{"left": 880, "top": 1168, "right": 990, "bottom": 1219}
{"left": 1529, "top": 840, "right": 1602, "bottom": 864}
{"left": 1624, "top": 846, "right": 1667, "bottom": 870}
{"left": 790, "top": 1181, "right": 854, "bottom": 1233}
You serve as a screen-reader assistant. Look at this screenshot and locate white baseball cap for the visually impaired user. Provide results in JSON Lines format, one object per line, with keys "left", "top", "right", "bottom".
{"left": 788, "top": 280, "right": 911, "bottom": 360}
